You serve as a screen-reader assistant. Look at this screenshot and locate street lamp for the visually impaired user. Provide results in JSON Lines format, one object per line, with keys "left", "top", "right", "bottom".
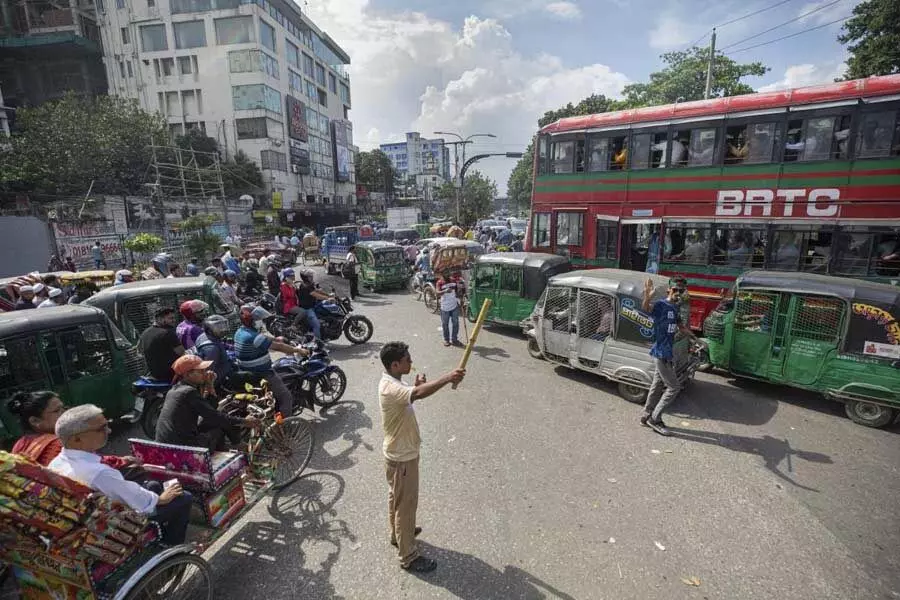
{"left": 433, "top": 131, "right": 497, "bottom": 223}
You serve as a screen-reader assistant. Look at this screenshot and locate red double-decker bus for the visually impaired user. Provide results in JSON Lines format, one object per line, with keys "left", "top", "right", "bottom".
{"left": 526, "top": 75, "right": 900, "bottom": 329}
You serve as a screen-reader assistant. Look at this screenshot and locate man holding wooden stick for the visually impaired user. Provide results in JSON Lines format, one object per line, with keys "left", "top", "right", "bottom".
{"left": 379, "top": 341, "right": 465, "bottom": 573}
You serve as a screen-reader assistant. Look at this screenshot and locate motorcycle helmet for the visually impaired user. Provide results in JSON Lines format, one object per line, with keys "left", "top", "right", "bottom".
{"left": 299, "top": 269, "right": 314, "bottom": 283}
{"left": 151, "top": 253, "right": 171, "bottom": 268}
{"left": 203, "top": 266, "right": 219, "bottom": 277}
{"left": 223, "top": 269, "right": 237, "bottom": 282}
{"left": 282, "top": 267, "right": 295, "bottom": 280}
{"left": 202, "top": 314, "right": 229, "bottom": 338}
{"left": 239, "top": 304, "right": 271, "bottom": 327}
{"left": 179, "top": 299, "right": 210, "bottom": 322}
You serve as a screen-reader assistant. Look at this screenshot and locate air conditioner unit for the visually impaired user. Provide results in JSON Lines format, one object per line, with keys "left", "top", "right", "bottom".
{"left": 291, "top": 164, "right": 299, "bottom": 174}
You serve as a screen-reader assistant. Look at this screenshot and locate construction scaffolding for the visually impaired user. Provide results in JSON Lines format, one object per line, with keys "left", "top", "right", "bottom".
{"left": 147, "top": 141, "right": 230, "bottom": 230}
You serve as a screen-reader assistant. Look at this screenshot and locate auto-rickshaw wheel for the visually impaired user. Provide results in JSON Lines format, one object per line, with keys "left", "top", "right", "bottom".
{"left": 843, "top": 400, "right": 895, "bottom": 428}
{"left": 122, "top": 553, "right": 213, "bottom": 600}
{"left": 617, "top": 382, "right": 648, "bottom": 404}
{"left": 527, "top": 338, "right": 543, "bottom": 360}
{"left": 423, "top": 287, "right": 438, "bottom": 312}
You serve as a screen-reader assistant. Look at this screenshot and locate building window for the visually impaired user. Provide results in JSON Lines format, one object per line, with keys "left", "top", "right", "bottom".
{"left": 556, "top": 212, "right": 584, "bottom": 246}
{"left": 306, "top": 80, "right": 316, "bottom": 101}
{"left": 328, "top": 72, "right": 337, "bottom": 94}
{"left": 317, "top": 88, "right": 326, "bottom": 107}
{"left": 228, "top": 49, "right": 278, "bottom": 78}
{"left": 232, "top": 84, "right": 281, "bottom": 114}
{"left": 147, "top": 0, "right": 154, "bottom": 7}
{"left": 315, "top": 63, "right": 326, "bottom": 87}
{"left": 339, "top": 82, "right": 350, "bottom": 105}
{"left": 260, "top": 150, "right": 287, "bottom": 171}
{"left": 115, "top": 0, "right": 124, "bottom": 8}
{"left": 302, "top": 53, "right": 313, "bottom": 77}
{"left": 286, "top": 41, "right": 299, "bottom": 68}
{"left": 178, "top": 55, "right": 193, "bottom": 75}
{"left": 259, "top": 18, "right": 275, "bottom": 52}
{"left": 126, "top": 60, "right": 134, "bottom": 77}
{"left": 119, "top": 60, "right": 126, "bottom": 78}
{"left": 236, "top": 117, "right": 268, "bottom": 139}
{"left": 157, "top": 57, "right": 175, "bottom": 76}
{"left": 214, "top": 16, "right": 253, "bottom": 45}
{"left": 170, "top": 0, "right": 209, "bottom": 13}
{"left": 140, "top": 24, "right": 168, "bottom": 51}
{"left": 173, "top": 20, "right": 206, "bottom": 49}
{"left": 289, "top": 70, "right": 303, "bottom": 96}
{"left": 121, "top": 26, "right": 129, "bottom": 44}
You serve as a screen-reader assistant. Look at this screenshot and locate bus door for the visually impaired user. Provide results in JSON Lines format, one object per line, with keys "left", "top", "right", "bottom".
{"left": 620, "top": 220, "right": 661, "bottom": 273}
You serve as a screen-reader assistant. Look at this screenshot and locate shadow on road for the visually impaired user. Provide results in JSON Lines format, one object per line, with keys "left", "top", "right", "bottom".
{"left": 309, "top": 400, "right": 374, "bottom": 472}
{"left": 669, "top": 427, "right": 833, "bottom": 491}
{"left": 471, "top": 345, "right": 510, "bottom": 362}
{"left": 209, "top": 472, "right": 353, "bottom": 600}
{"left": 671, "top": 378, "right": 779, "bottom": 426}
{"left": 329, "top": 341, "right": 385, "bottom": 360}
{"left": 412, "top": 542, "right": 576, "bottom": 600}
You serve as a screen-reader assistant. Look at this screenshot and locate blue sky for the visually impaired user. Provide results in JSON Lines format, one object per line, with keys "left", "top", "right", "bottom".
{"left": 304, "top": 0, "right": 859, "bottom": 194}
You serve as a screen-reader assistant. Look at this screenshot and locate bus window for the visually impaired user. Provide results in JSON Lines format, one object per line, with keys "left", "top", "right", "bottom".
{"left": 770, "top": 228, "right": 834, "bottom": 272}
{"left": 711, "top": 225, "right": 767, "bottom": 268}
{"left": 556, "top": 212, "right": 584, "bottom": 247}
{"left": 856, "top": 111, "right": 900, "bottom": 158}
{"left": 575, "top": 139, "right": 586, "bottom": 172}
{"left": 769, "top": 230, "right": 802, "bottom": 271}
{"left": 726, "top": 122, "right": 776, "bottom": 165}
{"left": 630, "top": 133, "right": 652, "bottom": 170}
{"left": 551, "top": 141, "right": 575, "bottom": 173}
{"left": 596, "top": 222, "right": 618, "bottom": 259}
{"left": 873, "top": 231, "right": 900, "bottom": 276}
{"left": 537, "top": 136, "right": 549, "bottom": 174}
{"left": 665, "top": 225, "right": 711, "bottom": 265}
{"left": 610, "top": 135, "right": 628, "bottom": 170}
{"left": 832, "top": 232, "right": 873, "bottom": 276}
{"left": 533, "top": 213, "right": 551, "bottom": 247}
{"left": 785, "top": 116, "right": 851, "bottom": 162}
{"left": 681, "top": 128, "right": 717, "bottom": 167}
{"left": 587, "top": 137, "right": 610, "bottom": 172}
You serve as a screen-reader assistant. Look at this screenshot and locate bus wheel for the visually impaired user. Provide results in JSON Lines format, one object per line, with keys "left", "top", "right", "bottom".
{"left": 617, "top": 382, "right": 647, "bottom": 404}
{"left": 844, "top": 400, "right": 895, "bottom": 428}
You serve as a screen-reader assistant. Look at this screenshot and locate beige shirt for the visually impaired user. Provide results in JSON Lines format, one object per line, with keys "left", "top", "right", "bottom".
{"left": 379, "top": 372, "right": 420, "bottom": 462}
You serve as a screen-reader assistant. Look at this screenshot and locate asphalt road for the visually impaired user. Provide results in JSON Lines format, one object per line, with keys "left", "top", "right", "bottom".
{"left": 9, "top": 266, "right": 899, "bottom": 600}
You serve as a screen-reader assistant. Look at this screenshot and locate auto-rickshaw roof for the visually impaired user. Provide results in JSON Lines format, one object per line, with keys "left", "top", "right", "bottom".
{"left": 83, "top": 277, "right": 209, "bottom": 308}
{"left": 476, "top": 252, "right": 569, "bottom": 271}
{"left": 0, "top": 305, "right": 109, "bottom": 337}
{"left": 356, "top": 241, "right": 403, "bottom": 252}
{"left": 738, "top": 271, "right": 900, "bottom": 306}
{"left": 548, "top": 269, "right": 671, "bottom": 297}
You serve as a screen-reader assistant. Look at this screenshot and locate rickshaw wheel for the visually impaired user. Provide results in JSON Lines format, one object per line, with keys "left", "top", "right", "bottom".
{"left": 844, "top": 400, "right": 895, "bottom": 428}
{"left": 617, "top": 382, "right": 648, "bottom": 404}
{"left": 527, "top": 338, "right": 543, "bottom": 360}
{"left": 122, "top": 554, "right": 212, "bottom": 600}
{"left": 423, "top": 287, "right": 437, "bottom": 312}
{"left": 256, "top": 417, "right": 315, "bottom": 489}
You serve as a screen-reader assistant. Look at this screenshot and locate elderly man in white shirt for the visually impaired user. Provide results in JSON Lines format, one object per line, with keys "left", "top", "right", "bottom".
{"left": 49, "top": 404, "right": 193, "bottom": 545}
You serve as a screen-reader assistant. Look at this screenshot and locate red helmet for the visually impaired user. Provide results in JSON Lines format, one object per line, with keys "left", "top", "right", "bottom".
{"left": 179, "top": 299, "right": 209, "bottom": 322}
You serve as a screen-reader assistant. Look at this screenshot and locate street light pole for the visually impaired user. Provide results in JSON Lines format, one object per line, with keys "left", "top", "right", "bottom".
{"left": 434, "top": 131, "right": 496, "bottom": 224}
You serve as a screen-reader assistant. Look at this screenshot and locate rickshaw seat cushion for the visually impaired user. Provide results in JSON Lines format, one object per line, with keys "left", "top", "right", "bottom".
{"left": 128, "top": 439, "right": 247, "bottom": 493}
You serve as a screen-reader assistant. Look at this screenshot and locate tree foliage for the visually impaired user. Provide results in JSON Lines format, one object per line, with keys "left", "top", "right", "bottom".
{"left": 220, "top": 150, "right": 265, "bottom": 197}
{"left": 355, "top": 150, "right": 396, "bottom": 194}
{"left": 839, "top": 0, "right": 900, "bottom": 79}
{"left": 435, "top": 170, "right": 497, "bottom": 226}
{"left": 123, "top": 233, "right": 164, "bottom": 254}
{"left": 620, "top": 47, "right": 768, "bottom": 107}
{"left": 0, "top": 93, "right": 168, "bottom": 197}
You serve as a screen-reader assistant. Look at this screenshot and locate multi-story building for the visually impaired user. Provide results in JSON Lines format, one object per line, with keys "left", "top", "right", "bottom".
{"left": 95, "top": 0, "right": 356, "bottom": 225}
{"left": 0, "top": 0, "right": 108, "bottom": 110}
{"left": 380, "top": 131, "right": 452, "bottom": 191}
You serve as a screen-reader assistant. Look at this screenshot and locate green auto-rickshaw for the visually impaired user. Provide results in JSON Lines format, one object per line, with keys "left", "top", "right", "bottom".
{"left": 468, "top": 253, "right": 571, "bottom": 326}
{"left": 701, "top": 271, "right": 900, "bottom": 428}
{"left": 0, "top": 305, "right": 145, "bottom": 441}
{"left": 83, "top": 277, "right": 238, "bottom": 343}
{"left": 355, "top": 241, "right": 409, "bottom": 291}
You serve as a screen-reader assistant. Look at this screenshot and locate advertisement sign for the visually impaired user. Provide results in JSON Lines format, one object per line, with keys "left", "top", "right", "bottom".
{"left": 331, "top": 120, "right": 351, "bottom": 183}
{"left": 845, "top": 300, "right": 900, "bottom": 358}
{"left": 286, "top": 96, "right": 308, "bottom": 143}
{"left": 289, "top": 139, "right": 311, "bottom": 174}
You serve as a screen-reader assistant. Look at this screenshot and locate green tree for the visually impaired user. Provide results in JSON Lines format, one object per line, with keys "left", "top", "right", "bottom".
{"left": 220, "top": 150, "right": 264, "bottom": 198}
{"left": 620, "top": 47, "right": 768, "bottom": 107}
{"left": 436, "top": 170, "right": 497, "bottom": 225}
{"left": 178, "top": 214, "right": 222, "bottom": 262}
{"left": 839, "top": 0, "right": 900, "bottom": 79}
{"left": 123, "top": 233, "right": 164, "bottom": 254}
{"left": 175, "top": 128, "right": 219, "bottom": 167}
{"left": 355, "top": 150, "right": 396, "bottom": 195}
{"left": 0, "top": 93, "right": 168, "bottom": 197}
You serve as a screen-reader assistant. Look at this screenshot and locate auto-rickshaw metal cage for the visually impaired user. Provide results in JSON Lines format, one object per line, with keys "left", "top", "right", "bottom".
{"left": 792, "top": 296, "right": 846, "bottom": 342}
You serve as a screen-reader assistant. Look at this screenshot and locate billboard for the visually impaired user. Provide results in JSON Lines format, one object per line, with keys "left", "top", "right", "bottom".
{"left": 286, "top": 95, "right": 308, "bottom": 142}
{"left": 289, "top": 139, "right": 311, "bottom": 175}
{"left": 331, "top": 119, "right": 352, "bottom": 183}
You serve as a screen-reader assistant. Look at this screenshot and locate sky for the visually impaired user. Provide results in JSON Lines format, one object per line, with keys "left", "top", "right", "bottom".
{"left": 301, "top": 0, "right": 861, "bottom": 195}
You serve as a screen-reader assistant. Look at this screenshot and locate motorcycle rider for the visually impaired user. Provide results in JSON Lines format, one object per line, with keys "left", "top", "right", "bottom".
{"left": 193, "top": 315, "right": 236, "bottom": 394}
{"left": 413, "top": 249, "right": 431, "bottom": 298}
{"left": 243, "top": 259, "right": 264, "bottom": 297}
{"left": 176, "top": 300, "right": 209, "bottom": 350}
{"left": 114, "top": 269, "right": 134, "bottom": 286}
{"left": 141, "top": 254, "right": 171, "bottom": 280}
{"left": 220, "top": 270, "right": 240, "bottom": 308}
{"left": 233, "top": 305, "right": 309, "bottom": 417}
{"left": 265, "top": 255, "right": 282, "bottom": 295}
{"left": 297, "top": 270, "right": 332, "bottom": 340}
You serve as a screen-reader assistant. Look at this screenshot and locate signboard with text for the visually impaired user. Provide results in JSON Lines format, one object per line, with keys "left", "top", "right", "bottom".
{"left": 286, "top": 95, "right": 308, "bottom": 143}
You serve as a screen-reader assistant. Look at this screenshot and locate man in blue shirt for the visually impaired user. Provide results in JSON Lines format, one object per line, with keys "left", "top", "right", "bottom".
{"left": 233, "top": 305, "right": 308, "bottom": 417}
{"left": 640, "top": 276, "right": 695, "bottom": 436}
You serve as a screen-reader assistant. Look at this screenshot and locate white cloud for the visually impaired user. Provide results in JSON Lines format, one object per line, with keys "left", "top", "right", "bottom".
{"left": 545, "top": 2, "right": 582, "bottom": 19}
{"left": 757, "top": 61, "right": 846, "bottom": 92}
{"left": 648, "top": 14, "right": 700, "bottom": 50}
{"left": 303, "top": 2, "right": 629, "bottom": 194}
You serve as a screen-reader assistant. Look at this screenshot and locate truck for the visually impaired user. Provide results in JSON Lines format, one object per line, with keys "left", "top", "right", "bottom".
{"left": 386, "top": 207, "right": 422, "bottom": 231}
{"left": 322, "top": 225, "right": 375, "bottom": 275}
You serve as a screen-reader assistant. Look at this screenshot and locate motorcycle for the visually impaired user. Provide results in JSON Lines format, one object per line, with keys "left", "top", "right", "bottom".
{"left": 267, "top": 293, "right": 373, "bottom": 345}
{"left": 132, "top": 377, "right": 172, "bottom": 438}
{"left": 274, "top": 337, "right": 347, "bottom": 410}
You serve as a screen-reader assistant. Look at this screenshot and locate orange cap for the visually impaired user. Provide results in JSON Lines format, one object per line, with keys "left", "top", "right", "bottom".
{"left": 172, "top": 355, "right": 213, "bottom": 382}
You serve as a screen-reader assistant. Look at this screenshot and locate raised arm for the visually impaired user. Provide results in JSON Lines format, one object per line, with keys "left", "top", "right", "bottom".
{"left": 410, "top": 369, "right": 465, "bottom": 402}
{"left": 641, "top": 278, "right": 654, "bottom": 313}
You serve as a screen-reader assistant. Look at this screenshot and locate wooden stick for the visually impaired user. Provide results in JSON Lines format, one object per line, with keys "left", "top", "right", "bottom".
{"left": 453, "top": 298, "right": 492, "bottom": 389}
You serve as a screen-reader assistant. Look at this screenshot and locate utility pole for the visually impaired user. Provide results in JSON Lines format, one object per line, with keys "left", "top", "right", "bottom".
{"left": 704, "top": 28, "right": 717, "bottom": 100}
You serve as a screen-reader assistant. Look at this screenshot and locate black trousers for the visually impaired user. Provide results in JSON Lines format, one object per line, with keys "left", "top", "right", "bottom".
{"left": 348, "top": 274, "right": 359, "bottom": 299}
